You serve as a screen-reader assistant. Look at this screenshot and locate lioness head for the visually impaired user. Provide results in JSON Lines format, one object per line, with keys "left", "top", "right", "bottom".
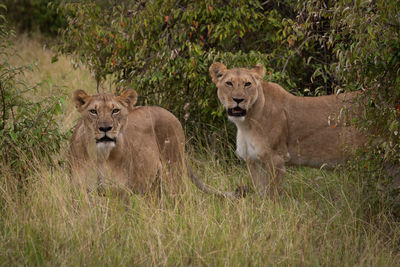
{"left": 72, "top": 89, "right": 138, "bottom": 156}
{"left": 210, "top": 62, "right": 265, "bottom": 121}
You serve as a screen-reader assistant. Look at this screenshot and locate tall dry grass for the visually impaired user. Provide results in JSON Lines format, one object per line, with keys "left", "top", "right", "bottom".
{"left": 1, "top": 35, "right": 400, "bottom": 266}
{"left": 7, "top": 34, "right": 96, "bottom": 131}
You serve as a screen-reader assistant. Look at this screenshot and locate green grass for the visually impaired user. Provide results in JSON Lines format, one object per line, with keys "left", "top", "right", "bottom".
{"left": 1, "top": 35, "right": 400, "bottom": 266}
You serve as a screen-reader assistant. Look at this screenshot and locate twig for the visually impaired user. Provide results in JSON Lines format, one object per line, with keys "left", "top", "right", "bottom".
{"left": 279, "top": 34, "right": 316, "bottom": 83}
{"left": 0, "top": 81, "right": 6, "bottom": 131}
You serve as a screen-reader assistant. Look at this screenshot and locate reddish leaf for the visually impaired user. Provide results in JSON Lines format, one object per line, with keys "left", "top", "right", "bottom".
{"left": 165, "top": 15, "right": 169, "bottom": 23}
{"left": 208, "top": 6, "right": 213, "bottom": 13}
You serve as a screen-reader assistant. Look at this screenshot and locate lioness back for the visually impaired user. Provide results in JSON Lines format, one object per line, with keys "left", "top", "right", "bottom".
{"left": 284, "top": 91, "right": 360, "bottom": 167}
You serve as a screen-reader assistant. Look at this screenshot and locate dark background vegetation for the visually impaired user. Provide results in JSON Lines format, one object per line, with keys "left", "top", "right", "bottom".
{"left": 1, "top": 0, "right": 400, "bottom": 214}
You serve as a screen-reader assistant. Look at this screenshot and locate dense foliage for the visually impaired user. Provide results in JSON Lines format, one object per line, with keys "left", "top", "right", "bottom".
{"left": 329, "top": 0, "right": 400, "bottom": 213}
{"left": 0, "top": 5, "right": 67, "bottom": 182}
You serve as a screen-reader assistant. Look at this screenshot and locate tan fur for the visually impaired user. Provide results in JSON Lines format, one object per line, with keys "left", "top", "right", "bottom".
{"left": 210, "top": 62, "right": 364, "bottom": 197}
{"left": 69, "top": 89, "right": 185, "bottom": 195}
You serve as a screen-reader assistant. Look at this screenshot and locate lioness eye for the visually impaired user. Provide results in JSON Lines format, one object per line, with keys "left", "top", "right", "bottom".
{"left": 89, "top": 109, "right": 97, "bottom": 115}
{"left": 244, "top": 82, "right": 251, "bottom": 87}
{"left": 112, "top": 109, "right": 120, "bottom": 114}
{"left": 226, "top": 81, "right": 233, "bottom": 86}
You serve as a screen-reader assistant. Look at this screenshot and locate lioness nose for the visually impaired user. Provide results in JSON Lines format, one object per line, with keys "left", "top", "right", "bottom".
{"left": 99, "top": 126, "right": 112, "bottom": 132}
{"left": 233, "top": 98, "right": 244, "bottom": 104}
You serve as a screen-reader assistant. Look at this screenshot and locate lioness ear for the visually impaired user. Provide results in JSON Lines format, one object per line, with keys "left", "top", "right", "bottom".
{"left": 118, "top": 89, "right": 138, "bottom": 111}
{"left": 209, "top": 62, "right": 227, "bottom": 83}
{"left": 251, "top": 63, "right": 265, "bottom": 78}
{"left": 72, "top": 90, "right": 90, "bottom": 112}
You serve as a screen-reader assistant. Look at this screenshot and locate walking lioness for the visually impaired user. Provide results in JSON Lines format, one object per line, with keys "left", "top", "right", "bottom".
{"left": 210, "top": 62, "right": 363, "bottom": 197}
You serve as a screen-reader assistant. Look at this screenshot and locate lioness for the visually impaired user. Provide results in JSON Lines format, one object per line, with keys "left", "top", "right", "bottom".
{"left": 210, "top": 62, "right": 363, "bottom": 197}
{"left": 69, "top": 89, "right": 238, "bottom": 197}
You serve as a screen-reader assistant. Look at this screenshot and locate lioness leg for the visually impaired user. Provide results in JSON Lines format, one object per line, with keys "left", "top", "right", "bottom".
{"left": 266, "top": 154, "right": 286, "bottom": 197}
{"left": 248, "top": 160, "right": 268, "bottom": 198}
{"left": 248, "top": 155, "right": 286, "bottom": 198}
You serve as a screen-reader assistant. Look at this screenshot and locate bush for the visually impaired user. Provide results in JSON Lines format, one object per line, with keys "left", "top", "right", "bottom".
{"left": 0, "top": 5, "right": 67, "bottom": 182}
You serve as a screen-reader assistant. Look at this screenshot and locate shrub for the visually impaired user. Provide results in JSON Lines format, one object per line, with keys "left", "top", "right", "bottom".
{"left": 0, "top": 5, "right": 67, "bottom": 183}
{"left": 328, "top": 0, "right": 400, "bottom": 214}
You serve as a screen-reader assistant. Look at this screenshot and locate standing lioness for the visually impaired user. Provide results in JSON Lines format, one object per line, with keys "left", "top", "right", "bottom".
{"left": 210, "top": 62, "right": 363, "bottom": 197}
